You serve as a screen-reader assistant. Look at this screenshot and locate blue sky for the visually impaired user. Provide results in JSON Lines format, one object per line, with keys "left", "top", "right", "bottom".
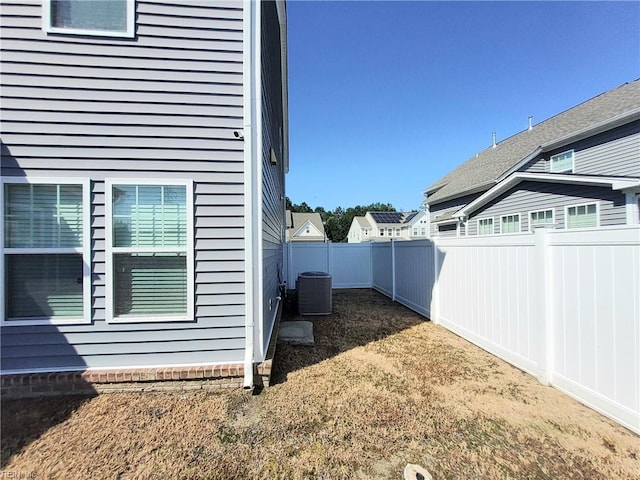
{"left": 285, "top": 1, "right": 640, "bottom": 212}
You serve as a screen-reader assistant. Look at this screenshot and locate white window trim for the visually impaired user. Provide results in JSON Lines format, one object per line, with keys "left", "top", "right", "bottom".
{"left": 1, "top": 177, "right": 92, "bottom": 326}
{"left": 499, "top": 213, "right": 521, "bottom": 234}
{"left": 105, "top": 179, "right": 194, "bottom": 323}
{"left": 528, "top": 208, "right": 555, "bottom": 232}
{"left": 550, "top": 149, "right": 575, "bottom": 173}
{"left": 565, "top": 201, "right": 600, "bottom": 230}
{"left": 42, "top": 0, "right": 136, "bottom": 38}
{"left": 477, "top": 217, "right": 494, "bottom": 236}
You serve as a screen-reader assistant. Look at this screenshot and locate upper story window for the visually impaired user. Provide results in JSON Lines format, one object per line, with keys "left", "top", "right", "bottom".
{"left": 43, "top": 0, "right": 135, "bottom": 38}
{"left": 550, "top": 150, "right": 574, "bottom": 173}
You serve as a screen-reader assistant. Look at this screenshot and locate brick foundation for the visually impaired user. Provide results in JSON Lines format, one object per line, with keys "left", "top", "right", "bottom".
{"left": 0, "top": 362, "right": 275, "bottom": 399}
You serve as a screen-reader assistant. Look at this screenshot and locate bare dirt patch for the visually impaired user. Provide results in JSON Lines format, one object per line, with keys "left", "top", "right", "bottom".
{"left": 2, "top": 289, "right": 638, "bottom": 479}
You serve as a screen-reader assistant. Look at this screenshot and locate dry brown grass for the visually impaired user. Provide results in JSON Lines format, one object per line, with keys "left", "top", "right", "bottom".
{"left": 2, "top": 289, "right": 639, "bottom": 479}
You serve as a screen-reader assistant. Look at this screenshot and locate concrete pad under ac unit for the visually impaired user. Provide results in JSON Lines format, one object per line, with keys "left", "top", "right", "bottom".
{"left": 277, "top": 321, "right": 315, "bottom": 345}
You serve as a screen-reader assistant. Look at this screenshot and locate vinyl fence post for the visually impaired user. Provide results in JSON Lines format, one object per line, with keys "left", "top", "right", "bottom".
{"left": 326, "top": 240, "right": 331, "bottom": 276}
{"left": 431, "top": 238, "right": 440, "bottom": 325}
{"left": 534, "top": 227, "right": 552, "bottom": 386}
{"left": 288, "top": 241, "right": 294, "bottom": 287}
{"left": 391, "top": 239, "right": 396, "bottom": 301}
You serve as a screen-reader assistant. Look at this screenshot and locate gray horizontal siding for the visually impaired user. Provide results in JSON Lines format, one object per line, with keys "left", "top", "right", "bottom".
{"left": 466, "top": 181, "right": 627, "bottom": 235}
{"left": 259, "top": 1, "right": 285, "bottom": 360}
{"left": 0, "top": 0, "right": 248, "bottom": 372}
{"left": 522, "top": 121, "right": 640, "bottom": 176}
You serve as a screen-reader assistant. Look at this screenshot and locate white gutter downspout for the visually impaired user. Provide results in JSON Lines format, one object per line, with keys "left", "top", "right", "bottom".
{"left": 242, "top": 0, "right": 262, "bottom": 389}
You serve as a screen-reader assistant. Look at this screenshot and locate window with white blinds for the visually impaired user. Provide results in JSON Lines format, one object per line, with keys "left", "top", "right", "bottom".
{"left": 566, "top": 203, "right": 598, "bottom": 229}
{"left": 2, "top": 179, "right": 91, "bottom": 325}
{"left": 44, "top": 0, "right": 135, "bottom": 37}
{"left": 529, "top": 209, "right": 554, "bottom": 230}
{"left": 550, "top": 150, "right": 574, "bottom": 173}
{"left": 478, "top": 218, "right": 493, "bottom": 235}
{"left": 106, "top": 181, "right": 193, "bottom": 322}
{"left": 500, "top": 214, "right": 521, "bottom": 234}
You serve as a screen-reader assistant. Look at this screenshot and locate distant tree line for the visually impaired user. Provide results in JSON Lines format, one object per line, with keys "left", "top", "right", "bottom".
{"left": 286, "top": 197, "right": 397, "bottom": 242}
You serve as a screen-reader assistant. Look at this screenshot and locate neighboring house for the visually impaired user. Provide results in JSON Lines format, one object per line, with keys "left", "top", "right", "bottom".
{"left": 348, "top": 211, "right": 428, "bottom": 243}
{"left": 0, "top": 0, "right": 289, "bottom": 390}
{"left": 285, "top": 210, "right": 326, "bottom": 242}
{"left": 424, "top": 80, "right": 640, "bottom": 237}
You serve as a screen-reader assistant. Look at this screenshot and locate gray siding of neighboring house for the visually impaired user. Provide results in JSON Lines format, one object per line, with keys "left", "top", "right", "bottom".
{"left": 259, "top": 1, "right": 285, "bottom": 360}
{"left": 465, "top": 181, "right": 627, "bottom": 235}
{"left": 521, "top": 121, "right": 640, "bottom": 176}
{"left": 429, "top": 192, "right": 481, "bottom": 236}
{"left": 0, "top": 1, "right": 248, "bottom": 371}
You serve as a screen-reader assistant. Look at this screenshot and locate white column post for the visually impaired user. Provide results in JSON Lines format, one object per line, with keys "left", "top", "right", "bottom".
{"left": 625, "top": 191, "right": 639, "bottom": 225}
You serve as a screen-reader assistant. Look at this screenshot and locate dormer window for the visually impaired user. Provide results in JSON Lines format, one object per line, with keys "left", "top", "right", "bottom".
{"left": 44, "top": 0, "right": 135, "bottom": 38}
{"left": 550, "top": 150, "right": 574, "bottom": 173}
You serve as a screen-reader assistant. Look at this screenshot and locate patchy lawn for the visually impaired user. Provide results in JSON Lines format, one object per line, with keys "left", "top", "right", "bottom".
{"left": 2, "top": 289, "right": 638, "bottom": 479}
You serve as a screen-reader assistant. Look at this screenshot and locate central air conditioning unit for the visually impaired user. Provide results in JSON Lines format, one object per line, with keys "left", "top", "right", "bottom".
{"left": 297, "top": 271, "right": 332, "bottom": 315}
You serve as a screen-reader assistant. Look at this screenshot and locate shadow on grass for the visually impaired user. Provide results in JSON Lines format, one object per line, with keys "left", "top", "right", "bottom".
{"left": 1, "top": 394, "right": 96, "bottom": 468}
{"left": 270, "top": 288, "right": 426, "bottom": 385}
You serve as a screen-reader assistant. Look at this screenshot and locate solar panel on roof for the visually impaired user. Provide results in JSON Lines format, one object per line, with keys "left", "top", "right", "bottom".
{"left": 404, "top": 212, "right": 418, "bottom": 223}
{"left": 370, "top": 212, "right": 403, "bottom": 224}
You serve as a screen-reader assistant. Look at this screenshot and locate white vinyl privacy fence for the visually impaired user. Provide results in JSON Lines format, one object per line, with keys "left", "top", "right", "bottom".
{"left": 287, "top": 226, "right": 640, "bottom": 434}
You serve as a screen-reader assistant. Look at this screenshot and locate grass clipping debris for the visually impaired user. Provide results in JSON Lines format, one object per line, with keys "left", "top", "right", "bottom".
{"left": 2, "top": 289, "right": 639, "bottom": 479}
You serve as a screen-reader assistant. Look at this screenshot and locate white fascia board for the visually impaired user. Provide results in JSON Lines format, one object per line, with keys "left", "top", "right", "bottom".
{"left": 432, "top": 218, "right": 458, "bottom": 225}
{"left": 455, "top": 172, "right": 640, "bottom": 219}
{"left": 276, "top": 0, "right": 289, "bottom": 174}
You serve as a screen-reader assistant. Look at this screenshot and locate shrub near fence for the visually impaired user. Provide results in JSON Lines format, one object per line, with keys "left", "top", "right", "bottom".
{"left": 286, "top": 227, "right": 640, "bottom": 434}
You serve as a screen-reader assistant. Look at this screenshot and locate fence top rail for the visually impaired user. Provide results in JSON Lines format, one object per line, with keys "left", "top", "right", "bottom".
{"left": 546, "top": 225, "right": 640, "bottom": 246}
{"left": 435, "top": 233, "right": 536, "bottom": 248}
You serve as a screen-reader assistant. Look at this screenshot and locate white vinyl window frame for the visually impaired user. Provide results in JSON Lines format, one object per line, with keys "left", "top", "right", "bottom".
{"left": 565, "top": 202, "right": 599, "bottom": 229}
{"left": 550, "top": 150, "right": 575, "bottom": 173}
{"left": 500, "top": 214, "right": 521, "bottom": 234}
{"left": 1, "top": 177, "right": 92, "bottom": 326}
{"left": 42, "top": 0, "right": 135, "bottom": 38}
{"left": 477, "top": 217, "right": 494, "bottom": 236}
{"left": 105, "top": 179, "right": 194, "bottom": 323}
{"left": 528, "top": 209, "right": 555, "bottom": 231}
